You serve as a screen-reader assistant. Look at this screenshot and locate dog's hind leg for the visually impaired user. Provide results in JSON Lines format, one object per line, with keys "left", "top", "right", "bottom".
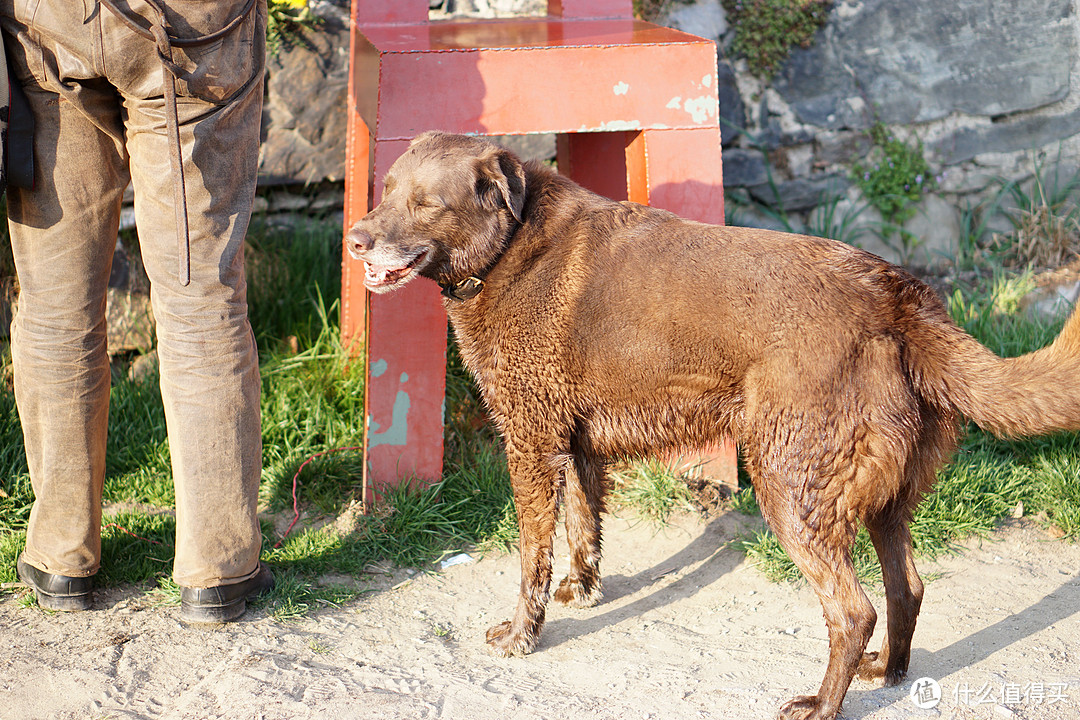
{"left": 553, "top": 436, "right": 606, "bottom": 608}
{"left": 859, "top": 405, "right": 955, "bottom": 686}
{"left": 858, "top": 504, "right": 922, "bottom": 686}
{"left": 486, "top": 446, "right": 560, "bottom": 656}
{"left": 755, "top": 474, "right": 877, "bottom": 720}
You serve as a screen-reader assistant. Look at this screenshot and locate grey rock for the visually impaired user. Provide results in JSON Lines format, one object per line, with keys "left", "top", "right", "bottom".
{"left": 721, "top": 148, "right": 769, "bottom": 188}
{"left": 492, "top": 134, "right": 557, "bottom": 162}
{"left": 717, "top": 59, "right": 745, "bottom": 147}
{"left": 128, "top": 350, "right": 160, "bottom": 384}
{"left": 775, "top": 0, "right": 1075, "bottom": 130}
{"left": 814, "top": 131, "right": 873, "bottom": 166}
{"left": 106, "top": 288, "right": 155, "bottom": 355}
{"left": 901, "top": 193, "right": 962, "bottom": 270}
{"left": 727, "top": 204, "right": 806, "bottom": 235}
{"left": 840, "top": 194, "right": 961, "bottom": 270}
{"left": 806, "top": 196, "right": 874, "bottom": 247}
{"left": 748, "top": 174, "right": 850, "bottom": 212}
{"left": 662, "top": 0, "right": 727, "bottom": 40}
{"left": 932, "top": 107, "right": 1080, "bottom": 166}
{"left": 259, "top": 9, "right": 349, "bottom": 185}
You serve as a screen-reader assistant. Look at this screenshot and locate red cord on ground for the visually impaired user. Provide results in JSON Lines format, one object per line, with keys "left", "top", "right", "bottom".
{"left": 104, "top": 523, "right": 164, "bottom": 545}
{"left": 274, "top": 446, "right": 362, "bottom": 548}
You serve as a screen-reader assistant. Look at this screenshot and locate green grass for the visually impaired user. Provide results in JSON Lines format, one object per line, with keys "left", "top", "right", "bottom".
{"left": 611, "top": 459, "right": 696, "bottom": 526}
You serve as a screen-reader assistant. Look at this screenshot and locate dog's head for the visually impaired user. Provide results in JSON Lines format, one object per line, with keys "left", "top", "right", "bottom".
{"left": 346, "top": 132, "right": 527, "bottom": 295}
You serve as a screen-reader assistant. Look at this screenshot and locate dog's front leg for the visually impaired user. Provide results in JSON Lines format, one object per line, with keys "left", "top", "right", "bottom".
{"left": 553, "top": 446, "right": 605, "bottom": 608}
{"left": 486, "top": 447, "right": 559, "bottom": 657}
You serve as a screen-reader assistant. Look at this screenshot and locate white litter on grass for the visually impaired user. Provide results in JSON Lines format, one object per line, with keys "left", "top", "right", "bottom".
{"left": 440, "top": 553, "right": 475, "bottom": 570}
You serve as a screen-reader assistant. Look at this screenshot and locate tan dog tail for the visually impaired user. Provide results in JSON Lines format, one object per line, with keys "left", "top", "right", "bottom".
{"left": 906, "top": 301, "right": 1080, "bottom": 439}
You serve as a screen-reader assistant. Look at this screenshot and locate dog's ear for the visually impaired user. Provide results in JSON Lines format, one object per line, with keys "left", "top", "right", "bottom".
{"left": 475, "top": 146, "right": 526, "bottom": 223}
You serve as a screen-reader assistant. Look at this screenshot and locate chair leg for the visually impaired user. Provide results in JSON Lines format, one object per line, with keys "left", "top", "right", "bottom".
{"left": 632, "top": 127, "right": 725, "bottom": 224}
{"left": 343, "top": 131, "right": 448, "bottom": 502}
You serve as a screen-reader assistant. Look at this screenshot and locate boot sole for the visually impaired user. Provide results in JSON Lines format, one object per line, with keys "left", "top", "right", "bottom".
{"left": 179, "top": 599, "right": 247, "bottom": 625}
{"left": 33, "top": 591, "right": 94, "bottom": 612}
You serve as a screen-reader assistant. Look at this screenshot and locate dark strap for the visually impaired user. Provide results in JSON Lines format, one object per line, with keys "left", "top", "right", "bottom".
{"left": 7, "top": 77, "right": 35, "bottom": 190}
{"left": 99, "top": 0, "right": 259, "bottom": 286}
{"left": 440, "top": 276, "right": 485, "bottom": 302}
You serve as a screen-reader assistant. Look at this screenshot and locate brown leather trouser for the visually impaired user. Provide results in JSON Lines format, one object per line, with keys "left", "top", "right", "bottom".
{"left": 2, "top": 0, "right": 266, "bottom": 588}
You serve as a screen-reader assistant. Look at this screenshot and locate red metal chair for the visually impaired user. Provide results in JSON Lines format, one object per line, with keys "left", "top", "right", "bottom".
{"left": 344, "top": 0, "right": 733, "bottom": 500}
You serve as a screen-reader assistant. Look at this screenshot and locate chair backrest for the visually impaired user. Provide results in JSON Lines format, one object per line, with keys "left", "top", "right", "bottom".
{"left": 353, "top": 0, "right": 633, "bottom": 25}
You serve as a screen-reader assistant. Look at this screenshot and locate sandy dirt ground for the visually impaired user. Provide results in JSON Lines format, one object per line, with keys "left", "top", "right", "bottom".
{"left": 1, "top": 510, "right": 1078, "bottom": 720}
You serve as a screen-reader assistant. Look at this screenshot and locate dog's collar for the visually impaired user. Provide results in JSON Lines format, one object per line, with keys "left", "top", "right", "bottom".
{"left": 440, "top": 276, "right": 485, "bottom": 302}
{"left": 438, "top": 216, "right": 524, "bottom": 303}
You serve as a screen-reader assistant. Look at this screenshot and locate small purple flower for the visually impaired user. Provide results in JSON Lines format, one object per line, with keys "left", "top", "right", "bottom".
{"left": 915, "top": 174, "right": 924, "bottom": 185}
{"left": 863, "top": 171, "right": 871, "bottom": 181}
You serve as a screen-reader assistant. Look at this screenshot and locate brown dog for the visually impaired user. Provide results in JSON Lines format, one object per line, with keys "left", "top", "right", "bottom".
{"left": 346, "top": 132, "right": 1080, "bottom": 720}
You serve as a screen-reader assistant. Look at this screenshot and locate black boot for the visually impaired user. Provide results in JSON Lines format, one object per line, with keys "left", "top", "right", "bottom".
{"left": 17, "top": 556, "right": 93, "bottom": 611}
{"left": 179, "top": 563, "right": 275, "bottom": 624}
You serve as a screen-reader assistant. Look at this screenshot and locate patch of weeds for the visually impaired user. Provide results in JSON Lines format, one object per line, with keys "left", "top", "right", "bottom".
{"left": 259, "top": 568, "right": 363, "bottom": 623}
{"left": 266, "top": 0, "right": 321, "bottom": 55}
{"left": 722, "top": 0, "right": 831, "bottom": 79}
{"left": 611, "top": 460, "right": 695, "bottom": 526}
{"left": 729, "top": 485, "right": 760, "bottom": 516}
{"left": 1032, "top": 445, "right": 1080, "bottom": 538}
{"left": 948, "top": 270, "right": 1059, "bottom": 358}
{"left": 0, "top": 386, "right": 32, "bottom": 539}
{"left": 430, "top": 621, "right": 454, "bottom": 639}
{"left": 308, "top": 639, "right": 333, "bottom": 654}
{"left": 145, "top": 576, "right": 181, "bottom": 607}
{"left": 258, "top": 295, "right": 367, "bottom": 519}
{"left": 246, "top": 218, "right": 343, "bottom": 355}
{"left": 852, "top": 123, "right": 936, "bottom": 262}
{"left": 991, "top": 152, "right": 1080, "bottom": 270}
{"left": 955, "top": 196, "right": 1005, "bottom": 271}
{"left": 0, "top": 529, "right": 26, "bottom": 584}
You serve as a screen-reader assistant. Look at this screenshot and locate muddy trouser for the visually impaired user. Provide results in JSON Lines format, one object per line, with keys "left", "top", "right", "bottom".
{"left": 1, "top": 0, "right": 266, "bottom": 588}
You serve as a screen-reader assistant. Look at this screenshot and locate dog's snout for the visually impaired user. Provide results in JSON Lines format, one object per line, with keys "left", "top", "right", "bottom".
{"left": 346, "top": 226, "right": 375, "bottom": 259}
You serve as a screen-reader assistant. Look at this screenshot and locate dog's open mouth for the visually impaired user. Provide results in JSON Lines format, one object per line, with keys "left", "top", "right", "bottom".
{"left": 363, "top": 250, "right": 429, "bottom": 291}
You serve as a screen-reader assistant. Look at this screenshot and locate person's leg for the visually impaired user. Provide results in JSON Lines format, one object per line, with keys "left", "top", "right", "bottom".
{"left": 1, "top": 7, "right": 129, "bottom": 599}
{"left": 106, "top": 1, "right": 267, "bottom": 596}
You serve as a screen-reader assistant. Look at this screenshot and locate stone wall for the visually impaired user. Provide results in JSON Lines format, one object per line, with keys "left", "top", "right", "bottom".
{"left": 257, "top": 0, "right": 1080, "bottom": 267}
{"left": 664, "top": 0, "right": 1080, "bottom": 266}
{"left": 259, "top": 0, "right": 352, "bottom": 187}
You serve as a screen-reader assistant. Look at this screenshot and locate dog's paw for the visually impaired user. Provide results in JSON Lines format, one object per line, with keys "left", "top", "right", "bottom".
{"left": 778, "top": 695, "right": 834, "bottom": 720}
{"left": 856, "top": 651, "right": 885, "bottom": 681}
{"left": 857, "top": 651, "right": 906, "bottom": 686}
{"left": 552, "top": 575, "right": 602, "bottom": 608}
{"left": 485, "top": 621, "right": 536, "bottom": 657}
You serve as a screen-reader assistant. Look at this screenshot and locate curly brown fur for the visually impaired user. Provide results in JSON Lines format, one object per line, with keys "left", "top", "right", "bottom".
{"left": 346, "top": 132, "right": 1080, "bottom": 720}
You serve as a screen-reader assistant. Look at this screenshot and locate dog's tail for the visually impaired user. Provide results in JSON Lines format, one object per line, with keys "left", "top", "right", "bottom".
{"left": 905, "top": 294, "right": 1080, "bottom": 438}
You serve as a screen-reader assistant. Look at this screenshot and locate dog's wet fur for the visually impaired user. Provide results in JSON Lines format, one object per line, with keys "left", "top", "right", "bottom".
{"left": 347, "top": 132, "right": 1080, "bottom": 720}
